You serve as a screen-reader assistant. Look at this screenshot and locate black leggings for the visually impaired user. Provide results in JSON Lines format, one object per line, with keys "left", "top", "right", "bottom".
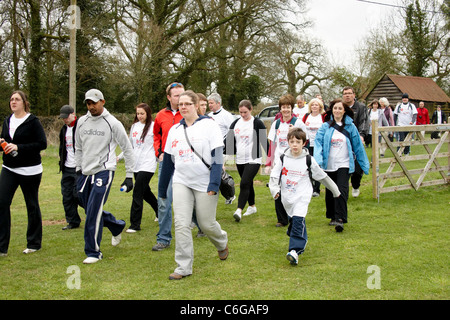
{"left": 236, "top": 163, "right": 260, "bottom": 209}
{"left": 325, "top": 168, "right": 349, "bottom": 223}
{"left": 0, "top": 167, "right": 42, "bottom": 253}
{"left": 130, "top": 171, "right": 158, "bottom": 230}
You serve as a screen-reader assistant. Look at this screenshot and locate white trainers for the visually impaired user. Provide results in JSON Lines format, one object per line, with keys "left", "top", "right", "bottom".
{"left": 286, "top": 250, "right": 298, "bottom": 265}
{"left": 83, "top": 254, "right": 102, "bottom": 264}
{"left": 233, "top": 209, "right": 242, "bottom": 222}
{"left": 126, "top": 228, "right": 137, "bottom": 234}
{"left": 112, "top": 233, "right": 122, "bottom": 246}
{"left": 225, "top": 195, "right": 236, "bottom": 205}
{"left": 352, "top": 188, "right": 360, "bottom": 198}
{"left": 243, "top": 206, "right": 257, "bottom": 216}
{"left": 23, "top": 248, "right": 39, "bottom": 254}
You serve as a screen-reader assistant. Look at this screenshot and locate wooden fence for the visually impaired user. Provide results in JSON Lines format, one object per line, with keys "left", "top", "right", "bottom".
{"left": 371, "top": 118, "right": 450, "bottom": 201}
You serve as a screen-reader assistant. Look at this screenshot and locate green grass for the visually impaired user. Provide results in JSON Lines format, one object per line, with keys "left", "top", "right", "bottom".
{"left": 0, "top": 144, "right": 448, "bottom": 300}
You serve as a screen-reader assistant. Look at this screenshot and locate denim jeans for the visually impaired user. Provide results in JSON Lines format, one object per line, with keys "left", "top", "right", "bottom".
{"left": 156, "top": 161, "right": 173, "bottom": 245}
{"left": 287, "top": 216, "right": 308, "bottom": 255}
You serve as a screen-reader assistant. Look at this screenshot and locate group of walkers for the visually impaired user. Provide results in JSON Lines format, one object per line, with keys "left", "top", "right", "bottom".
{"left": 5, "top": 82, "right": 410, "bottom": 277}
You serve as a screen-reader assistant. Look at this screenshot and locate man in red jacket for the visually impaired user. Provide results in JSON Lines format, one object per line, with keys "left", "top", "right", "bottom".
{"left": 416, "top": 101, "right": 430, "bottom": 139}
{"left": 152, "top": 82, "right": 184, "bottom": 251}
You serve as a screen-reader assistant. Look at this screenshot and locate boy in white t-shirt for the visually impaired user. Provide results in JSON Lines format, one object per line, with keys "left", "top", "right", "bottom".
{"left": 269, "top": 128, "right": 340, "bottom": 265}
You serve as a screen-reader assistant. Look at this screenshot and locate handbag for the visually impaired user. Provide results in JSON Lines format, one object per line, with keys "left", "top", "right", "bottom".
{"left": 183, "top": 125, "right": 235, "bottom": 199}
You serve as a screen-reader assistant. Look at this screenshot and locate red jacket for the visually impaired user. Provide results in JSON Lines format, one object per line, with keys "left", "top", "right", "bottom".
{"left": 153, "top": 107, "right": 183, "bottom": 158}
{"left": 416, "top": 107, "right": 430, "bottom": 125}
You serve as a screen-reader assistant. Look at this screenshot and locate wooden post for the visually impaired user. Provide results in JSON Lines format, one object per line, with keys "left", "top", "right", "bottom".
{"left": 69, "top": 0, "right": 78, "bottom": 112}
{"left": 372, "top": 120, "right": 379, "bottom": 200}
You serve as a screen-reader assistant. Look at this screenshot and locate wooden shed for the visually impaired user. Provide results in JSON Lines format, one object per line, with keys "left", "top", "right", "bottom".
{"left": 363, "top": 74, "right": 450, "bottom": 112}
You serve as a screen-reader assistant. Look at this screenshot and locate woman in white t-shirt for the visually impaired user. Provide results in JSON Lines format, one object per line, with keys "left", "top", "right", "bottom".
{"left": 0, "top": 91, "right": 47, "bottom": 256}
{"left": 225, "top": 100, "right": 268, "bottom": 223}
{"left": 314, "top": 99, "right": 369, "bottom": 232}
{"left": 119, "top": 103, "right": 158, "bottom": 233}
{"left": 158, "top": 90, "right": 228, "bottom": 280}
{"left": 303, "top": 98, "right": 326, "bottom": 197}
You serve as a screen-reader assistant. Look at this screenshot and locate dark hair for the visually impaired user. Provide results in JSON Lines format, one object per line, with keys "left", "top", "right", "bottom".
{"left": 133, "top": 103, "right": 153, "bottom": 142}
{"left": 329, "top": 98, "right": 354, "bottom": 128}
{"left": 278, "top": 94, "right": 295, "bottom": 111}
{"left": 10, "top": 90, "right": 31, "bottom": 113}
{"left": 287, "top": 127, "right": 306, "bottom": 142}
{"left": 238, "top": 99, "right": 253, "bottom": 111}
{"left": 342, "top": 86, "right": 354, "bottom": 94}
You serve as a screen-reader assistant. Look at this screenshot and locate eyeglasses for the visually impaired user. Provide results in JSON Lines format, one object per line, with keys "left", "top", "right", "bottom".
{"left": 178, "top": 102, "right": 194, "bottom": 108}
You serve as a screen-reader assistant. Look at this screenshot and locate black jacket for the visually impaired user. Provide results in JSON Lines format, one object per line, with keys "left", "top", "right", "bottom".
{"left": 58, "top": 118, "right": 78, "bottom": 172}
{"left": 1, "top": 114, "right": 47, "bottom": 168}
{"left": 349, "top": 100, "right": 369, "bottom": 138}
{"left": 431, "top": 110, "right": 447, "bottom": 124}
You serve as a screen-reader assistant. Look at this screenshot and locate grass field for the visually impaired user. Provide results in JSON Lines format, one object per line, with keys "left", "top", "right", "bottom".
{"left": 0, "top": 143, "right": 448, "bottom": 301}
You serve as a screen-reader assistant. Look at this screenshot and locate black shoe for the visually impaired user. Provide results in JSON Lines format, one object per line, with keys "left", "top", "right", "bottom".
{"left": 62, "top": 224, "right": 79, "bottom": 230}
{"left": 335, "top": 220, "right": 344, "bottom": 232}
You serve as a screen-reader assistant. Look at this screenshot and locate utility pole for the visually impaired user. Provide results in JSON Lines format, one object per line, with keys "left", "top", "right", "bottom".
{"left": 69, "top": 1, "right": 79, "bottom": 112}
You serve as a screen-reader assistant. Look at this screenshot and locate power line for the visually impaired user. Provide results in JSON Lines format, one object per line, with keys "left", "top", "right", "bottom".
{"left": 356, "top": 0, "right": 441, "bottom": 14}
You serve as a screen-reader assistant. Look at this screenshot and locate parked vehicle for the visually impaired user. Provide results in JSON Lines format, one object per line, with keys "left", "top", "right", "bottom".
{"left": 255, "top": 105, "right": 279, "bottom": 123}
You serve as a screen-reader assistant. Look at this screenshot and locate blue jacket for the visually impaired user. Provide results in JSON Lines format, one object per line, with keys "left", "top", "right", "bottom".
{"left": 313, "top": 115, "right": 370, "bottom": 174}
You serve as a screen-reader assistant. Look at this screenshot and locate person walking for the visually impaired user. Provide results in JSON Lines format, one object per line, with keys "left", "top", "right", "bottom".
{"left": 225, "top": 100, "right": 268, "bottom": 222}
{"left": 394, "top": 93, "right": 417, "bottom": 156}
{"left": 367, "top": 99, "right": 389, "bottom": 148}
{"left": 0, "top": 90, "right": 47, "bottom": 256}
{"left": 152, "top": 82, "right": 184, "bottom": 251}
{"left": 266, "top": 94, "right": 307, "bottom": 227}
{"left": 118, "top": 103, "right": 158, "bottom": 233}
{"left": 158, "top": 90, "right": 228, "bottom": 280}
{"left": 269, "top": 128, "right": 340, "bottom": 264}
{"left": 314, "top": 99, "right": 369, "bottom": 232}
{"left": 58, "top": 105, "right": 81, "bottom": 230}
{"left": 302, "top": 97, "right": 327, "bottom": 197}
{"left": 75, "top": 89, "right": 135, "bottom": 264}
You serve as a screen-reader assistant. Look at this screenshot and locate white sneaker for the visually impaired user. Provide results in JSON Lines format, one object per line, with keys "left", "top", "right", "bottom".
{"left": 352, "top": 188, "right": 360, "bottom": 197}
{"left": 23, "top": 248, "right": 39, "bottom": 254}
{"left": 112, "top": 233, "right": 122, "bottom": 246}
{"left": 83, "top": 254, "right": 102, "bottom": 264}
{"left": 286, "top": 250, "right": 298, "bottom": 265}
{"left": 0, "top": 252, "right": 8, "bottom": 257}
{"left": 225, "top": 195, "right": 236, "bottom": 205}
{"left": 243, "top": 206, "right": 257, "bottom": 216}
{"left": 126, "top": 228, "right": 137, "bottom": 234}
{"left": 233, "top": 209, "right": 242, "bottom": 222}
{"left": 154, "top": 217, "right": 158, "bottom": 222}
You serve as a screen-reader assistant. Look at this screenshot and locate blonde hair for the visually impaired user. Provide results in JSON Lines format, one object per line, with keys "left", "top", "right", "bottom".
{"left": 308, "top": 98, "right": 324, "bottom": 114}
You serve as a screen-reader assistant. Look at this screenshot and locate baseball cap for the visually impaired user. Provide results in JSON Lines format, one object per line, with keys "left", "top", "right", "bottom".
{"left": 84, "top": 89, "right": 104, "bottom": 103}
{"left": 59, "top": 105, "right": 74, "bottom": 119}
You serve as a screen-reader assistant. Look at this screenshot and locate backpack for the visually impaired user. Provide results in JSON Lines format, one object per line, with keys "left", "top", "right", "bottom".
{"left": 275, "top": 116, "right": 297, "bottom": 130}
{"left": 279, "top": 147, "right": 313, "bottom": 186}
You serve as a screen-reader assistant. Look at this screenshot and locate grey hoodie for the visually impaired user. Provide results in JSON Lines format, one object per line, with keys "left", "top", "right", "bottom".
{"left": 75, "top": 108, "right": 134, "bottom": 177}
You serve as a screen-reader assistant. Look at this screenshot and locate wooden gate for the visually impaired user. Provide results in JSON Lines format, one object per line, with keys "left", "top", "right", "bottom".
{"left": 371, "top": 118, "right": 450, "bottom": 200}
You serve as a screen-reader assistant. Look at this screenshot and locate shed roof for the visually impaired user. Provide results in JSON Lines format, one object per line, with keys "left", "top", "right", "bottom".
{"left": 386, "top": 74, "right": 450, "bottom": 103}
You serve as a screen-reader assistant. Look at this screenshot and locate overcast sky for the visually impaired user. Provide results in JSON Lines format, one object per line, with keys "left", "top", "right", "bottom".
{"left": 306, "top": 0, "right": 398, "bottom": 65}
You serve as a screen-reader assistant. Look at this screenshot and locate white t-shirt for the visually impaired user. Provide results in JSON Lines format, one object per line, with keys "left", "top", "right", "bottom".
{"left": 64, "top": 125, "right": 76, "bottom": 168}
{"left": 292, "top": 105, "right": 308, "bottom": 120}
{"left": 165, "top": 118, "right": 223, "bottom": 192}
{"left": 129, "top": 122, "right": 157, "bottom": 173}
{"left": 303, "top": 114, "right": 323, "bottom": 147}
{"left": 277, "top": 154, "right": 327, "bottom": 218}
{"left": 208, "top": 107, "right": 236, "bottom": 138}
{"left": 9, "top": 113, "right": 30, "bottom": 139}
{"left": 233, "top": 117, "right": 261, "bottom": 165}
{"left": 326, "top": 122, "right": 349, "bottom": 172}
{"left": 268, "top": 118, "right": 308, "bottom": 160}
{"left": 395, "top": 103, "right": 417, "bottom": 126}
